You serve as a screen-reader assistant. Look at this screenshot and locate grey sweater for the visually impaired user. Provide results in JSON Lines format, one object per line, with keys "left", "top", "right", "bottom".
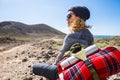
{"left": 54, "top": 29, "right": 94, "bottom": 64}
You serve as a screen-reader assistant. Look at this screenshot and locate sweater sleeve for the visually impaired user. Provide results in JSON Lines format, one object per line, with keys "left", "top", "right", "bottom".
{"left": 54, "top": 33, "right": 88, "bottom": 65}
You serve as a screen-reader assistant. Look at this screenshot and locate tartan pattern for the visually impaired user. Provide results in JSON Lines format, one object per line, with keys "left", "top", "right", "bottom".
{"left": 58, "top": 47, "right": 120, "bottom": 80}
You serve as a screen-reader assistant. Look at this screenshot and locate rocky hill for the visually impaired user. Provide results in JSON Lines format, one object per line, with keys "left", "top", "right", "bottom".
{"left": 0, "top": 21, "right": 66, "bottom": 38}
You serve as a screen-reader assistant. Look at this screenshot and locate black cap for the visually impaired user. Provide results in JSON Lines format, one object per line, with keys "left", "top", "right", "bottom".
{"left": 68, "top": 6, "right": 90, "bottom": 21}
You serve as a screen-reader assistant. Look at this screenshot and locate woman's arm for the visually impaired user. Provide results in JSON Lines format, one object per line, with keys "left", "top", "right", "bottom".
{"left": 54, "top": 33, "right": 88, "bottom": 65}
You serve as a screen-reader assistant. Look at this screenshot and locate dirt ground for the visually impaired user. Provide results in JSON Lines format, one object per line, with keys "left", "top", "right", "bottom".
{"left": 0, "top": 39, "right": 120, "bottom": 80}
{"left": 0, "top": 39, "right": 59, "bottom": 80}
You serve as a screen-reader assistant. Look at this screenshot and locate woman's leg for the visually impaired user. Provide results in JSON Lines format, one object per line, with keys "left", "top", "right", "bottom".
{"left": 33, "top": 63, "right": 58, "bottom": 80}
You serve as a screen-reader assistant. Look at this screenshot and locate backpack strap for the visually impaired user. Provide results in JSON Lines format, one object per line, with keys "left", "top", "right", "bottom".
{"left": 63, "top": 43, "right": 86, "bottom": 57}
{"left": 85, "top": 59, "right": 107, "bottom": 80}
{"left": 85, "top": 59, "right": 100, "bottom": 80}
{"left": 71, "top": 46, "right": 100, "bottom": 80}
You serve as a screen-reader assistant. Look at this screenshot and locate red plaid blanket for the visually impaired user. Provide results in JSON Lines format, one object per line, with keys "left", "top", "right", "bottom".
{"left": 57, "top": 47, "right": 120, "bottom": 80}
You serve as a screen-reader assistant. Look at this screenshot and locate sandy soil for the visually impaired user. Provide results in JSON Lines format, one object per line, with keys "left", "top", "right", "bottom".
{"left": 0, "top": 40, "right": 58, "bottom": 80}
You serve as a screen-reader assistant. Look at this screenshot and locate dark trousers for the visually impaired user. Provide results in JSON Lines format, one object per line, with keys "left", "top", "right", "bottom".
{"left": 33, "top": 63, "right": 59, "bottom": 80}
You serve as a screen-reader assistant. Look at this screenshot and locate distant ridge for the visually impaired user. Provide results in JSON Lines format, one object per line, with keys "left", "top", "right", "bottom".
{"left": 0, "top": 21, "right": 66, "bottom": 38}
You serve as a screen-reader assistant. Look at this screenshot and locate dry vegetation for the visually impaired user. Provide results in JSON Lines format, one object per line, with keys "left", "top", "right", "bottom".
{"left": 95, "top": 36, "right": 120, "bottom": 49}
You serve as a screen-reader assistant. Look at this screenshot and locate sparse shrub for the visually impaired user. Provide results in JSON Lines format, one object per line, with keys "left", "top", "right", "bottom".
{"left": 95, "top": 36, "right": 120, "bottom": 49}
{"left": 0, "top": 36, "right": 16, "bottom": 43}
{"left": 56, "top": 40, "right": 63, "bottom": 46}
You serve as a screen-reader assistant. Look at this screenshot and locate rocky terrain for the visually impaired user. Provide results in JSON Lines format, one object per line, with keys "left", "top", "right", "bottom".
{"left": 0, "top": 36, "right": 120, "bottom": 80}
{"left": 0, "top": 39, "right": 60, "bottom": 80}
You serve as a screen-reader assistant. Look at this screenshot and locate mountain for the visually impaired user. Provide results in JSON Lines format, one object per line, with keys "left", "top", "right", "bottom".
{"left": 0, "top": 21, "right": 66, "bottom": 38}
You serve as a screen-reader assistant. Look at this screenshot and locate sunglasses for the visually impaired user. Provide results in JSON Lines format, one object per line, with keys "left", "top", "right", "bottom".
{"left": 67, "top": 14, "right": 72, "bottom": 19}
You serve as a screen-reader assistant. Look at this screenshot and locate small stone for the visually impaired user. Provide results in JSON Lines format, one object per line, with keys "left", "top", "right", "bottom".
{"left": 22, "top": 51, "right": 26, "bottom": 54}
{"left": 23, "top": 77, "right": 32, "bottom": 80}
{"left": 6, "top": 57, "right": 10, "bottom": 60}
{"left": 15, "top": 56, "right": 18, "bottom": 58}
{"left": 28, "top": 65, "right": 31, "bottom": 68}
{"left": 22, "top": 58, "right": 28, "bottom": 62}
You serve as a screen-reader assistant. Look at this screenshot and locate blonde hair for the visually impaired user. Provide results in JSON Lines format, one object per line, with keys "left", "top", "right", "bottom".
{"left": 69, "top": 17, "right": 91, "bottom": 32}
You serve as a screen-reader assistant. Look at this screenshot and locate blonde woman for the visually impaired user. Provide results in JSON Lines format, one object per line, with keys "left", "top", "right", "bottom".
{"left": 55, "top": 6, "right": 94, "bottom": 64}
{"left": 33, "top": 6, "right": 94, "bottom": 80}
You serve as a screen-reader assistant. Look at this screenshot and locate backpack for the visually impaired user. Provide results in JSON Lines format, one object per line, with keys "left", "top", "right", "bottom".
{"left": 57, "top": 45, "right": 120, "bottom": 80}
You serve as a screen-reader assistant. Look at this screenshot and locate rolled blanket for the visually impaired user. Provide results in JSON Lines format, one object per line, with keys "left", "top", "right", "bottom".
{"left": 59, "top": 44, "right": 99, "bottom": 71}
{"left": 58, "top": 47, "right": 120, "bottom": 80}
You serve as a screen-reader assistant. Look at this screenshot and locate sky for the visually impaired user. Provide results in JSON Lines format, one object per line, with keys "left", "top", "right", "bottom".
{"left": 0, "top": 0, "right": 120, "bottom": 35}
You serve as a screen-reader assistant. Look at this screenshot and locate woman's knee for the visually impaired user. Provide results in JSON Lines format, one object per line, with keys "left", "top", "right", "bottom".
{"left": 32, "top": 63, "right": 58, "bottom": 80}
{"left": 32, "top": 63, "right": 40, "bottom": 75}
{"left": 32, "top": 63, "right": 53, "bottom": 75}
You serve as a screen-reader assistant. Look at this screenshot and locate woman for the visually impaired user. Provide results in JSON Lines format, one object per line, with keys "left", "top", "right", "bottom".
{"left": 33, "top": 6, "right": 94, "bottom": 80}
